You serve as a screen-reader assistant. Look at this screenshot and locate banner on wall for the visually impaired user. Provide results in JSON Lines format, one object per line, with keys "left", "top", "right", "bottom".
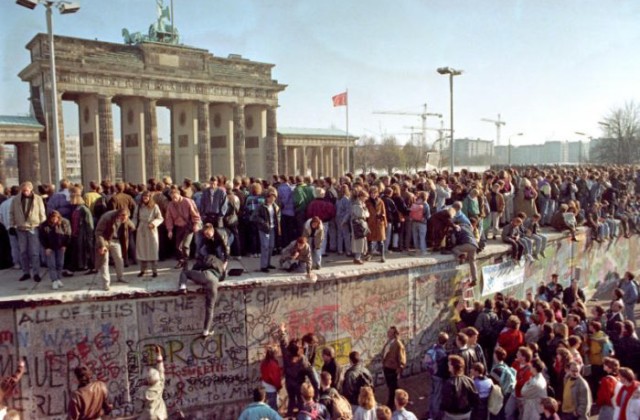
{"left": 482, "top": 260, "right": 525, "bottom": 296}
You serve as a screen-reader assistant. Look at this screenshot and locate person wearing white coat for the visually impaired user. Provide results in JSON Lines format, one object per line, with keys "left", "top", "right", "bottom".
{"left": 520, "top": 359, "right": 547, "bottom": 420}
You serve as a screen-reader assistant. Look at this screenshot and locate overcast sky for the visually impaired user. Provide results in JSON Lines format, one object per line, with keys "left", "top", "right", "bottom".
{"left": 1, "top": 0, "right": 639, "bottom": 147}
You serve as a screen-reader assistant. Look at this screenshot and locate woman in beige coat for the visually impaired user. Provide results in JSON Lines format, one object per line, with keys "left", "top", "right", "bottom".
{"left": 133, "top": 191, "right": 164, "bottom": 278}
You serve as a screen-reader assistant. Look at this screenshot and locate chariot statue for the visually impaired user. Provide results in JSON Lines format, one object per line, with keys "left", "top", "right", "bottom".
{"left": 122, "top": 0, "right": 180, "bottom": 45}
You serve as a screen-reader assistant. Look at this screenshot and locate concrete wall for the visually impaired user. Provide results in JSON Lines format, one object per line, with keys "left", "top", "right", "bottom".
{"left": 1, "top": 232, "right": 638, "bottom": 419}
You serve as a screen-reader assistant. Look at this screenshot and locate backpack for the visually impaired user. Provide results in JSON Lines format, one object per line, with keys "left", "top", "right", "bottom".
{"left": 492, "top": 363, "right": 516, "bottom": 396}
{"left": 602, "top": 339, "right": 614, "bottom": 357}
{"left": 633, "top": 280, "right": 640, "bottom": 304}
{"left": 423, "top": 345, "right": 446, "bottom": 375}
{"left": 330, "top": 393, "right": 353, "bottom": 420}
{"left": 93, "top": 194, "right": 108, "bottom": 220}
{"left": 487, "top": 383, "right": 504, "bottom": 415}
{"left": 409, "top": 202, "right": 425, "bottom": 222}
{"left": 299, "top": 402, "right": 320, "bottom": 419}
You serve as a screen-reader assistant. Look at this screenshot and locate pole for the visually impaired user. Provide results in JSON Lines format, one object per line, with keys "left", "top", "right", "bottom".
{"left": 449, "top": 74, "right": 454, "bottom": 173}
{"left": 171, "top": 0, "right": 175, "bottom": 43}
{"left": 47, "top": 2, "right": 62, "bottom": 184}
{"left": 508, "top": 136, "right": 511, "bottom": 166}
{"left": 346, "top": 88, "right": 350, "bottom": 173}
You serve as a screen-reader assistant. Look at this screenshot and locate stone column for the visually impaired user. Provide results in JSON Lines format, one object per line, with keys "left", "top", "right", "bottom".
{"left": 144, "top": 98, "right": 159, "bottom": 180}
{"left": 17, "top": 143, "right": 38, "bottom": 183}
{"left": 98, "top": 95, "right": 115, "bottom": 181}
{"left": 312, "top": 148, "right": 319, "bottom": 178}
{"left": 301, "top": 146, "right": 307, "bottom": 176}
{"left": 233, "top": 104, "right": 246, "bottom": 177}
{"left": 265, "top": 107, "right": 278, "bottom": 176}
{"left": 198, "top": 102, "right": 211, "bottom": 180}
{"left": 279, "top": 145, "right": 288, "bottom": 176}
{"left": 319, "top": 146, "right": 325, "bottom": 178}
{"left": 0, "top": 143, "right": 5, "bottom": 185}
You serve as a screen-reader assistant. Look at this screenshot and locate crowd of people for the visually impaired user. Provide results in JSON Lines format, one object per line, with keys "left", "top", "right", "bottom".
{"left": 1, "top": 165, "right": 638, "bottom": 289}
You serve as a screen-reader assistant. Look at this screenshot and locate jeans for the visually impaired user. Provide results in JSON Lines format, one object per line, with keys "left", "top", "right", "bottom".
{"left": 403, "top": 219, "right": 413, "bottom": 250}
{"left": 174, "top": 225, "right": 194, "bottom": 263}
{"left": 503, "top": 238, "right": 523, "bottom": 260}
{"left": 321, "top": 222, "right": 329, "bottom": 255}
{"left": 46, "top": 248, "right": 65, "bottom": 281}
{"left": 412, "top": 221, "right": 427, "bottom": 253}
{"left": 9, "top": 234, "right": 21, "bottom": 268}
{"left": 266, "top": 391, "right": 278, "bottom": 412}
{"left": 259, "top": 228, "right": 275, "bottom": 269}
{"left": 530, "top": 233, "right": 547, "bottom": 255}
{"left": 311, "top": 248, "right": 322, "bottom": 269}
{"left": 17, "top": 229, "right": 40, "bottom": 276}
{"left": 328, "top": 219, "right": 337, "bottom": 252}
{"left": 99, "top": 240, "right": 125, "bottom": 286}
{"left": 625, "top": 303, "right": 636, "bottom": 324}
{"left": 384, "top": 223, "right": 393, "bottom": 252}
{"left": 430, "top": 376, "right": 444, "bottom": 420}
{"left": 179, "top": 269, "right": 219, "bottom": 332}
{"left": 337, "top": 223, "right": 351, "bottom": 254}
{"left": 489, "top": 212, "right": 502, "bottom": 237}
{"left": 518, "top": 236, "right": 533, "bottom": 256}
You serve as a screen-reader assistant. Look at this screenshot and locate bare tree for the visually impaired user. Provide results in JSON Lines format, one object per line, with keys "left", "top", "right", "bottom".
{"left": 354, "top": 135, "right": 378, "bottom": 174}
{"left": 401, "top": 139, "right": 423, "bottom": 173}
{"left": 593, "top": 101, "right": 640, "bottom": 164}
{"left": 374, "top": 136, "right": 404, "bottom": 175}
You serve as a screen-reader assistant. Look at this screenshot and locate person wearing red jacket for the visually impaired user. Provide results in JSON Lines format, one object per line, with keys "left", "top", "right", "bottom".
{"left": 260, "top": 347, "right": 282, "bottom": 411}
{"left": 506, "top": 346, "right": 533, "bottom": 419}
{"left": 614, "top": 368, "right": 640, "bottom": 420}
{"left": 497, "top": 315, "right": 525, "bottom": 365}
{"left": 596, "top": 357, "right": 620, "bottom": 420}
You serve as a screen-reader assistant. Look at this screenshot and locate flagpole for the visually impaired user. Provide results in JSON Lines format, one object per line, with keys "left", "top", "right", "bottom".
{"left": 345, "top": 88, "right": 350, "bottom": 173}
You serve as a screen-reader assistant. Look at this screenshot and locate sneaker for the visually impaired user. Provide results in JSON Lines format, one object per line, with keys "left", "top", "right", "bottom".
{"left": 353, "top": 259, "right": 364, "bottom": 265}
{"left": 117, "top": 278, "right": 128, "bottom": 283}
{"left": 57, "top": 279, "right": 64, "bottom": 288}
{"left": 202, "top": 329, "right": 214, "bottom": 337}
{"left": 363, "top": 254, "right": 372, "bottom": 261}
{"left": 103, "top": 284, "right": 110, "bottom": 291}
{"left": 52, "top": 280, "right": 60, "bottom": 290}
{"left": 179, "top": 284, "right": 187, "bottom": 292}
{"left": 19, "top": 274, "right": 31, "bottom": 282}
{"left": 540, "top": 250, "right": 546, "bottom": 258}
{"left": 34, "top": 274, "right": 42, "bottom": 283}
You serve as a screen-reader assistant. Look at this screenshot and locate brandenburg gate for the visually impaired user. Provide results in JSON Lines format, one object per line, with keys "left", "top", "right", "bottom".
{"left": 18, "top": 33, "right": 287, "bottom": 185}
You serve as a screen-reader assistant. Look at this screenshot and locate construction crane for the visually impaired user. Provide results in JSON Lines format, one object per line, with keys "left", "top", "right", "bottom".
{"left": 481, "top": 113, "right": 506, "bottom": 146}
{"left": 373, "top": 103, "right": 442, "bottom": 151}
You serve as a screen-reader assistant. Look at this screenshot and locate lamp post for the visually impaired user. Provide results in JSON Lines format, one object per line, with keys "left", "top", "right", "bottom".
{"left": 574, "top": 131, "right": 592, "bottom": 165}
{"left": 437, "top": 67, "right": 462, "bottom": 172}
{"left": 16, "top": 0, "right": 81, "bottom": 183}
{"left": 507, "top": 132, "right": 523, "bottom": 166}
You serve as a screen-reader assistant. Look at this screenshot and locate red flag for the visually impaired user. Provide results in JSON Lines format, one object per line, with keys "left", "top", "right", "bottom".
{"left": 332, "top": 91, "right": 348, "bottom": 107}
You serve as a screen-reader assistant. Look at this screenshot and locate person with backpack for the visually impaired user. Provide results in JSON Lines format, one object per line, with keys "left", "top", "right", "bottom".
{"left": 278, "top": 324, "right": 320, "bottom": 417}
{"left": 440, "top": 355, "right": 479, "bottom": 420}
{"left": 471, "top": 362, "right": 493, "bottom": 420}
{"left": 424, "top": 332, "right": 448, "bottom": 420}
{"left": 490, "top": 347, "right": 516, "bottom": 420}
{"left": 409, "top": 191, "right": 430, "bottom": 255}
{"left": 596, "top": 357, "right": 621, "bottom": 420}
{"left": 341, "top": 351, "right": 373, "bottom": 410}
{"left": 587, "top": 321, "right": 614, "bottom": 394}
{"left": 318, "top": 371, "right": 352, "bottom": 420}
{"left": 238, "top": 386, "right": 283, "bottom": 420}
{"left": 297, "top": 382, "right": 330, "bottom": 420}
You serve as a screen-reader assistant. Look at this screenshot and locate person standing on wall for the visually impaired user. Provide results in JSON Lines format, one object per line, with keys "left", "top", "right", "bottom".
{"left": 178, "top": 236, "right": 226, "bottom": 337}
{"left": 165, "top": 187, "right": 201, "bottom": 269}
{"left": 252, "top": 188, "right": 281, "bottom": 274}
{"left": 94, "top": 208, "right": 136, "bottom": 291}
{"left": 619, "top": 272, "right": 638, "bottom": 324}
{"left": 381, "top": 326, "right": 406, "bottom": 408}
{"left": 38, "top": 210, "right": 71, "bottom": 290}
{"left": 9, "top": 181, "right": 46, "bottom": 283}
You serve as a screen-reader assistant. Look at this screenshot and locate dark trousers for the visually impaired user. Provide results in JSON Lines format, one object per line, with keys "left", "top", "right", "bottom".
{"left": 384, "top": 367, "right": 399, "bottom": 408}
{"left": 503, "top": 238, "right": 523, "bottom": 260}
{"left": 281, "top": 214, "right": 297, "bottom": 248}
{"left": 179, "top": 269, "right": 219, "bottom": 332}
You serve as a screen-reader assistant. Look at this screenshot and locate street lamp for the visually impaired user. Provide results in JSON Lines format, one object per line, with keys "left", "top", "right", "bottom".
{"left": 16, "top": 0, "right": 81, "bottom": 184}
{"left": 437, "top": 67, "right": 463, "bottom": 172}
{"left": 507, "top": 132, "right": 523, "bottom": 166}
{"left": 574, "top": 131, "right": 592, "bottom": 165}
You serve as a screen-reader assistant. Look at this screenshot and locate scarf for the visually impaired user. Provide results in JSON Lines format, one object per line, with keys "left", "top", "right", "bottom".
{"left": 616, "top": 381, "right": 639, "bottom": 420}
